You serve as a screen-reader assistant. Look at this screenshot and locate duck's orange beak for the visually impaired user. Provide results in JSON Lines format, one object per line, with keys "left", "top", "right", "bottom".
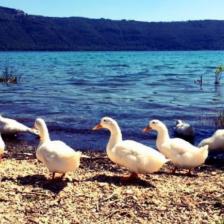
{"left": 31, "top": 127, "right": 39, "bottom": 132}
{"left": 92, "top": 123, "right": 103, "bottom": 130}
{"left": 143, "top": 126, "right": 152, "bottom": 132}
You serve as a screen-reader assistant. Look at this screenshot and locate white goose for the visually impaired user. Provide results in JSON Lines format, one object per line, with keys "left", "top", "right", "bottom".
{"left": 93, "top": 117, "right": 168, "bottom": 180}
{"left": 144, "top": 120, "right": 208, "bottom": 174}
{"left": 0, "top": 133, "right": 5, "bottom": 161}
{"left": 0, "top": 115, "right": 38, "bottom": 135}
{"left": 34, "top": 118, "right": 81, "bottom": 180}
{"left": 198, "top": 129, "right": 224, "bottom": 151}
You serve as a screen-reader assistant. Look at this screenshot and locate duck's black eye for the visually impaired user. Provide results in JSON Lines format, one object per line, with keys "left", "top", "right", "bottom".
{"left": 103, "top": 119, "right": 107, "bottom": 123}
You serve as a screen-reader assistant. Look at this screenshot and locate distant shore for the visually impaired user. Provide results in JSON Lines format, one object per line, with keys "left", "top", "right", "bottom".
{"left": 0, "top": 141, "right": 223, "bottom": 223}
{"left": 1, "top": 6, "right": 224, "bottom": 51}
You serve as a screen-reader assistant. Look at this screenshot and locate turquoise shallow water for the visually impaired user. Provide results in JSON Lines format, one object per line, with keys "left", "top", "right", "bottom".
{"left": 0, "top": 51, "right": 224, "bottom": 150}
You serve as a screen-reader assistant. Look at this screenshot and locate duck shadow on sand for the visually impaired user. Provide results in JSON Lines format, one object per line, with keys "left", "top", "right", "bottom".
{"left": 86, "top": 174, "right": 155, "bottom": 188}
{"left": 17, "top": 174, "right": 69, "bottom": 194}
{"left": 157, "top": 170, "right": 198, "bottom": 178}
{"left": 206, "top": 154, "right": 224, "bottom": 170}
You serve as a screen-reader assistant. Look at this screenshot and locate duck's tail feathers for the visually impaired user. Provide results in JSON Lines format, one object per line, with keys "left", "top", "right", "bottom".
{"left": 81, "top": 153, "right": 90, "bottom": 159}
{"left": 75, "top": 151, "right": 82, "bottom": 157}
{"left": 161, "top": 156, "right": 170, "bottom": 164}
{"left": 199, "top": 145, "right": 209, "bottom": 160}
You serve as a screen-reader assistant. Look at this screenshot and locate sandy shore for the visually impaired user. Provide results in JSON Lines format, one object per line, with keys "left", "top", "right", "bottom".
{"left": 0, "top": 141, "right": 223, "bottom": 224}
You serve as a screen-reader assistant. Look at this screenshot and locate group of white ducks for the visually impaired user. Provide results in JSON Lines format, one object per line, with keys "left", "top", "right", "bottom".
{"left": 0, "top": 114, "right": 223, "bottom": 181}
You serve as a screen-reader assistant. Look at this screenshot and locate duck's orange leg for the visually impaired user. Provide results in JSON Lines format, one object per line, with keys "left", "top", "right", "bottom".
{"left": 171, "top": 166, "right": 177, "bottom": 174}
{"left": 122, "top": 172, "right": 139, "bottom": 181}
{"left": 187, "top": 169, "right": 194, "bottom": 176}
{"left": 51, "top": 172, "right": 56, "bottom": 180}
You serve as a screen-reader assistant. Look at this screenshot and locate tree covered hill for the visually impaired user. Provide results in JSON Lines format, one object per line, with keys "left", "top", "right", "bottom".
{"left": 0, "top": 6, "right": 224, "bottom": 51}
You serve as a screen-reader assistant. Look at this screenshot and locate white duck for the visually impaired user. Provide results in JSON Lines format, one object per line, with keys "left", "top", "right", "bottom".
{"left": 144, "top": 120, "right": 208, "bottom": 175}
{"left": 174, "top": 120, "right": 195, "bottom": 139}
{"left": 34, "top": 118, "right": 81, "bottom": 180}
{"left": 0, "top": 133, "right": 5, "bottom": 161}
{"left": 0, "top": 115, "right": 38, "bottom": 135}
{"left": 198, "top": 129, "right": 224, "bottom": 151}
{"left": 92, "top": 117, "right": 168, "bottom": 180}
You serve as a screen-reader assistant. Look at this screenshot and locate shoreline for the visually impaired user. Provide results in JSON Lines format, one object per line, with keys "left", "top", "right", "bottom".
{"left": 0, "top": 142, "right": 223, "bottom": 223}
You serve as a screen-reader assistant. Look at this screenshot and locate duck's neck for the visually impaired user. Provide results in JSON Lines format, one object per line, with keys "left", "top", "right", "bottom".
{"left": 106, "top": 124, "right": 122, "bottom": 153}
{"left": 39, "top": 122, "right": 50, "bottom": 143}
{"left": 156, "top": 125, "right": 170, "bottom": 153}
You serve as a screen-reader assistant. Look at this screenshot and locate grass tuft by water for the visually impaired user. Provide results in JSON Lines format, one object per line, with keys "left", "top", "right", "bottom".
{"left": 199, "top": 110, "right": 224, "bottom": 129}
{"left": 214, "top": 110, "right": 224, "bottom": 128}
{"left": 0, "top": 66, "right": 22, "bottom": 84}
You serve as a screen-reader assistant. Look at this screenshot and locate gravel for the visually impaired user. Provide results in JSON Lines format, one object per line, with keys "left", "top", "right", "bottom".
{"left": 0, "top": 142, "right": 223, "bottom": 224}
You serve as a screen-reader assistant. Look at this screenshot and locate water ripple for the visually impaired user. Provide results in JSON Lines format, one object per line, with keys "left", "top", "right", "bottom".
{"left": 0, "top": 51, "right": 224, "bottom": 150}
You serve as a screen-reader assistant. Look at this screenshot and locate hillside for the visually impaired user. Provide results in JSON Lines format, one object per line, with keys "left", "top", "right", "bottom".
{"left": 0, "top": 6, "right": 224, "bottom": 51}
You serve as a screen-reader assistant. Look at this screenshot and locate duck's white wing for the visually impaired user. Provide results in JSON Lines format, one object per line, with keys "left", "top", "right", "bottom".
{"left": 169, "top": 138, "right": 197, "bottom": 155}
{"left": 113, "top": 140, "right": 166, "bottom": 160}
{"left": 109, "top": 140, "right": 167, "bottom": 173}
{"left": 37, "top": 140, "right": 81, "bottom": 173}
{"left": 41, "top": 141, "right": 78, "bottom": 161}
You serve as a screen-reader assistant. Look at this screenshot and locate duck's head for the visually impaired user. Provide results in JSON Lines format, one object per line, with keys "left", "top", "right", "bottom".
{"left": 143, "top": 119, "right": 165, "bottom": 132}
{"left": 34, "top": 118, "right": 46, "bottom": 130}
{"left": 175, "top": 120, "right": 183, "bottom": 126}
{"left": 92, "top": 117, "right": 117, "bottom": 131}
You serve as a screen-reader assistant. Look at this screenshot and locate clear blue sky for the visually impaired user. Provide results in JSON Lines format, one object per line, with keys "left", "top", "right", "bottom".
{"left": 1, "top": 0, "right": 224, "bottom": 22}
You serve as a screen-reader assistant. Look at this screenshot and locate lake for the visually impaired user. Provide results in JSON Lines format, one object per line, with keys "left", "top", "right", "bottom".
{"left": 0, "top": 51, "right": 224, "bottom": 150}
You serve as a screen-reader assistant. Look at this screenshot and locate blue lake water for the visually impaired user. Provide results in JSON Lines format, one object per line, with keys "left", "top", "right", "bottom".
{"left": 0, "top": 51, "right": 224, "bottom": 151}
